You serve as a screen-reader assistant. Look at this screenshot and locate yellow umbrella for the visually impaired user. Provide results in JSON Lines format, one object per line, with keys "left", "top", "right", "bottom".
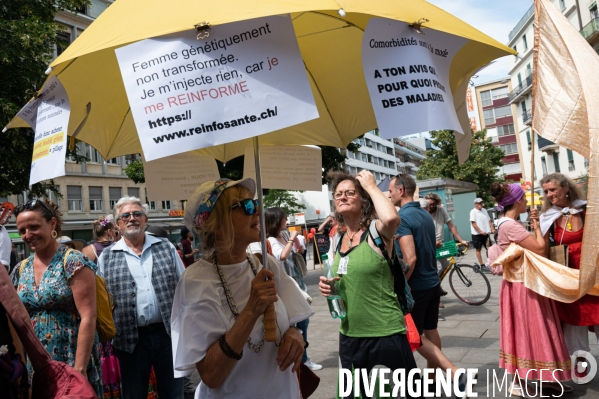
{"left": 6, "top": 0, "right": 514, "bottom": 163}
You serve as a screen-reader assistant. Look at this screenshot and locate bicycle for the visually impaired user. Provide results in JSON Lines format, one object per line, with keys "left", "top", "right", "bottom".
{"left": 437, "top": 241, "right": 491, "bottom": 306}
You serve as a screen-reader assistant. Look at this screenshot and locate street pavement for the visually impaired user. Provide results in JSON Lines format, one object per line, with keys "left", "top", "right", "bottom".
{"left": 302, "top": 248, "right": 599, "bottom": 399}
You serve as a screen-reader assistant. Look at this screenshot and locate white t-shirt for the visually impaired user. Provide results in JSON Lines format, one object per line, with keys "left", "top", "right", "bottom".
{"left": 470, "top": 208, "right": 492, "bottom": 235}
{"left": 171, "top": 253, "right": 313, "bottom": 399}
{"left": 296, "top": 235, "right": 306, "bottom": 250}
{"left": 430, "top": 207, "right": 451, "bottom": 242}
{"left": 0, "top": 226, "right": 11, "bottom": 270}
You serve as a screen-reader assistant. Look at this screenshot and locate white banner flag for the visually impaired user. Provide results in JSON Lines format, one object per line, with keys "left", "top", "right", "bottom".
{"left": 29, "top": 76, "right": 70, "bottom": 185}
{"left": 362, "top": 19, "right": 467, "bottom": 136}
{"left": 115, "top": 15, "right": 318, "bottom": 161}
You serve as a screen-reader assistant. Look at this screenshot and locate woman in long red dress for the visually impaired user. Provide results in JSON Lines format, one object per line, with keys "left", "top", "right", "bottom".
{"left": 540, "top": 173, "right": 598, "bottom": 373}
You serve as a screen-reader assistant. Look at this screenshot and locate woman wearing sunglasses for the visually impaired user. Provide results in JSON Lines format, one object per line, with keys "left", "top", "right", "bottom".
{"left": 171, "top": 178, "right": 313, "bottom": 399}
{"left": 11, "top": 199, "right": 102, "bottom": 396}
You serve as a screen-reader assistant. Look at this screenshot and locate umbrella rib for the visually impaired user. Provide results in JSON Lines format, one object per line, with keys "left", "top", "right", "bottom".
{"left": 308, "top": 11, "right": 365, "bottom": 32}
{"left": 54, "top": 58, "right": 77, "bottom": 77}
{"left": 296, "top": 26, "right": 353, "bottom": 39}
{"left": 303, "top": 62, "right": 342, "bottom": 142}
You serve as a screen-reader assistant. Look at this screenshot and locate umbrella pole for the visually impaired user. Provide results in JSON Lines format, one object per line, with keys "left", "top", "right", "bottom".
{"left": 530, "top": 131, "right": 536, "bottom": 234}
{"left": 253, "top": 137, "right": 278, "bottom": 342}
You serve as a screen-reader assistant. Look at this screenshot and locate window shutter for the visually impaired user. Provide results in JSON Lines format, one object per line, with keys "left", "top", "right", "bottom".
{"left": 89, "top": 187, "right": 103, "bottom": 200}
{"left": 109, "top": 187, "right": 122, "bottom": 199}
{"left": 67, "top": 186, "right": 82, "bottom": 199}
{"left": 567, "top": 149, "right": 574, "bottom": 161}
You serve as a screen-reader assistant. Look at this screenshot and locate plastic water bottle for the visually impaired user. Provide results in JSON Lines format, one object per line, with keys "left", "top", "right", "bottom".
{"left": 322, "top": 254, "right": 346, "bottom": 319}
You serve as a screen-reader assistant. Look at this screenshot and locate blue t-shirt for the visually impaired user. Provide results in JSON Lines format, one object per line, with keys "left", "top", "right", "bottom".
{"left": 396, "top": 201, "right": 440, "bottom": 291}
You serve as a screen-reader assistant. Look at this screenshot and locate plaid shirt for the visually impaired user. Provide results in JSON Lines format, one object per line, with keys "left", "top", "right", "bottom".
{"left": 101, "top": 237, "right": 178, "bottom": 353}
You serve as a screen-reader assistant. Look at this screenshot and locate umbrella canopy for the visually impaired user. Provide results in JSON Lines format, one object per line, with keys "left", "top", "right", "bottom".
{"left": 531, "top": 0, "right": 599, "bottom": 293}
{"left": 6, "top": 0, "right": 514, "bottom": 163}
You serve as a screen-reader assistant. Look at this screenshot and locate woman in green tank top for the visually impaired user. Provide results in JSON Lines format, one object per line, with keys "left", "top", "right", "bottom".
{"left": 318, "top": 170, "right": 417, "bottom": 399}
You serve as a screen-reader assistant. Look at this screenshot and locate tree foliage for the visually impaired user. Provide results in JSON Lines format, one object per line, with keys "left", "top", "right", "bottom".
{"left": 263, "top": 190, "right": 306, "bottom": 215}
{"left": 0, "top": 0, "right": 88, "bottom": 198}
{"left": 416, "top": 130, "right": 505, "bottom": 204}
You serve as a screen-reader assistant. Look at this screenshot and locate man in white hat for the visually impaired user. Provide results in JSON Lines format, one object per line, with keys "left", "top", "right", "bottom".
{"left": 97, "top": 196, "right": 185, "bottom": 399}
{"left": 470, "top": 198, "right": 495, "bottom": 267}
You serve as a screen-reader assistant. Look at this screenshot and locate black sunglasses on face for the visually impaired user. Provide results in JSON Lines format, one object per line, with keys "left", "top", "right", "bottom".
{"left": 14, "top": 199, "right": 55, "bottom": 217}
{"left": 231, "top": 199, "right": 259, "bottom": 215}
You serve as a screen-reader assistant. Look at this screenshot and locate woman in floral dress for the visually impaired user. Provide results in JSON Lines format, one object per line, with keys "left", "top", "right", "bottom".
{"left": 11, "top": 199, "right": 102, "bottom": 396}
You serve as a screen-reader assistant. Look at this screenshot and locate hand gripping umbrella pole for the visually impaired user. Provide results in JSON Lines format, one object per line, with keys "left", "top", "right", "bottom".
{"left": 253, "top": 137, "right": 278, "bottom": 342}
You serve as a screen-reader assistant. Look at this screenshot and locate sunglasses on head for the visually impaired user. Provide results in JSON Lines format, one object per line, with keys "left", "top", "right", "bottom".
{"left": 14, "top": 199, "right": 55, "bottom": 217}
{"left": 231, "top": 199, "right": 259, "bottom": 215}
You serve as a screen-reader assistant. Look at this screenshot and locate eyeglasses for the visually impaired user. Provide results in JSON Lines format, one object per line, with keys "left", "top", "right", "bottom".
{"left": 118, "top": 211, "right": 145, "bottom": 221}
{"left": 14, "top": 199, "right": 55, "bottom": 217}
{"left": 231, "top": 199, "right": 259, "bottom": 215}
{"left": 333, "top": 190, "right": 357, "bottom": 200}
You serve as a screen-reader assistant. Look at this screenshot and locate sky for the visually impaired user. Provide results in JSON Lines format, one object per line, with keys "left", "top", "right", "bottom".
{"left": 427, "top": 0, "right": 534, "bottom": 83}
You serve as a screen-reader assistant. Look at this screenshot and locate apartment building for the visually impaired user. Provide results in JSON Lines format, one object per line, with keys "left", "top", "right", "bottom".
{"left": 2, "top": 1, "right": 184, "bottom": 259}
{"left": 580, "top": 0, "right": 599, "bottom": 52}
{"left": 507, "top": 0, "right": 590, "bottom": 189}
{"left": 344, "top": 130, "right": 425, "bottom": 184}
{"left": 474, "top": 79, "right": 523, "bottom": 182}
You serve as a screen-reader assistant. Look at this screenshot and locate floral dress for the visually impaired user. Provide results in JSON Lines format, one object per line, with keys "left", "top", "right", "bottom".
{"left": 11, "top": 245, "right": 103, "bottom": 397}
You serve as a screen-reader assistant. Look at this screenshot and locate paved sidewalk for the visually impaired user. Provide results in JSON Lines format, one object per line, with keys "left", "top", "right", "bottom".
{"left": 302, "top": 250, "right": 599, "bottom": 398}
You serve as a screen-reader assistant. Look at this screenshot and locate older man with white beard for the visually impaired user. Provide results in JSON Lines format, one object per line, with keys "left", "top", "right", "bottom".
{"left": 97, "top": 196, "right": 185, "bottom": 399}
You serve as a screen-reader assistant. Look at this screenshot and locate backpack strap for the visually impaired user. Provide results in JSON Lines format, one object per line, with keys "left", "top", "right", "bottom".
{"left": 368, "top": 220, "right": 408, "bottom": 312}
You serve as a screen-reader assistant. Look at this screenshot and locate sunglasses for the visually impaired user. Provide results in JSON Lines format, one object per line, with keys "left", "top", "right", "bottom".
{"left": 118, "top": 211, "right": 145, "bottom": 221}
{"left": 14, "top": 199, "right": 55, "bottom": 217}
{"left": 231, "top": 199, "right": 259, "bottom": 215}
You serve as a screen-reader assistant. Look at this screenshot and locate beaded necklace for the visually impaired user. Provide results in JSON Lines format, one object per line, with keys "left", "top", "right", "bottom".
{"left": 212, "top": 253, "right": 266, "bottom": 353}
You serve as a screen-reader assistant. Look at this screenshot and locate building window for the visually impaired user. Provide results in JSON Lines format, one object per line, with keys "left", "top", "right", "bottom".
{"left": 106, "top": 157, "right": 120, "bottom": 165}
{"left": 480, "top": 90, "right": 492, "bottom": 107}
{"left": 67, "top": 186, "right": 83, "bottom": 211}
{"left": 162, "top": 201, "right": 172, "bottom": 210}
{"left": 109, "top": 187, "right": 121, "bottom": 209}
{"left": 86, "top": 144, "right": 103, "bottom": 163}
{"left": 347, "top": 151, "right": 355, "bottom": 159}
{"left": 526, "top": 131, "right": 532, "bottom": 150}
{"left": 148, "top": 201, "right": 158, "bottom": 210}
{"left": 491, "top": 86, "right": 509, "bottom": 100}
{"left": 483, "top": 109, "right": 495, "bottom": 125}
{"left": 541, "top": 156, "right": 548, "bottom": 176}
{"left": 361, "top": 154, "right": 367, "bottom": 162}
{"left": 591, "top": 4, "right": 598, "bottom": 19}
{"left": 125, "top": 154, "right": 141, "bottom": 165}
{"left": 523, "top": 34, "right": 528, "bottom": 51}
{"left": 513, "top": 45, "right": 518, "bottom": 60}
{"left": 497, "top": 124, "right": 515, "bottom": 136}
{"left": 494, "top": 105, "right": 512, "bottom": 118}
{"left": 552, "top": 152, "right": 561, "bottom": 173}
{"left": 89, "top": 187, "right": 104, "bottom": 211}
{"left": 56, "top": 31, "right": 71, "bottom": 57}
{"left": 128, "top": 187, "right": 140, "bottom": 199}
{"left": 559, "top": 0, "right": 565, "bottom": 11}
{"left": 585, "top": 158, "right": 590, "bottom": 169}
{"left": 499, "top": 143, "right": 518, "bottom": 155}
{"left": 567, "top": 149, "right": 575, "bottom": 171}
{"left": 526, "top": 63, "right": 532, "bottom": 77}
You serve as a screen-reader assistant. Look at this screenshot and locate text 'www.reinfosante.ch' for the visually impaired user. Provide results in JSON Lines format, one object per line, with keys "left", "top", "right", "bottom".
{"left": 150, "top": 106, "right": 278, "bottom": 144}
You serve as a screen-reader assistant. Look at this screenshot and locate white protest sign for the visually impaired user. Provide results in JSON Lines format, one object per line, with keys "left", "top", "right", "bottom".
{"left": 14, "top": 98, "right": 42, "bottom": 132}
{"left": 30, "top": 76, "right": 70, "bottom": 185}
{"left": 143, "top": 152, "right": 220, "bottom": 201}
{"left": 243, "top": 145, "right": 322, "bottom": 191}
{"left": 294, "top": 213, "right": 306, "bottom": 225}
{"left": 115, "top": 15, "right": 318, "bottom": 162}
{"left": 362, "top": 19, "right": 467, "bottom": 136}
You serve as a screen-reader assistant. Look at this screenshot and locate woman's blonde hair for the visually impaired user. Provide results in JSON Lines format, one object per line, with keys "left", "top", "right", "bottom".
{"left": 539, "top": 173, "right": 584, "bottom": 212}
{"left": 199, "top": 185, "right": 251, "bottom": 257}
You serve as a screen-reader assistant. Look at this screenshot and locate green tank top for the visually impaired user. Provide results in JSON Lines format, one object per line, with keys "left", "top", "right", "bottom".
{"left": 333, "top": 234, "right": 406, "bottom": 337}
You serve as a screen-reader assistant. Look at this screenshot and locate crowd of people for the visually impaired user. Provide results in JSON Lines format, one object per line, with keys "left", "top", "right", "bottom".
{"left": 0, "top": 170, "right": 594, "bottom": 398}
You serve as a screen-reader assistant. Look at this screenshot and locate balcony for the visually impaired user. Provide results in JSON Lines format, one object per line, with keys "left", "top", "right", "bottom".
{"left": 508, "top": 74, "right": 533, "bottom": 104}
{"left": 537, "top": 136, "right": 558, "bottom": 152}
{"left": 581, "top": 18, "right": 599, "bottom": 42}
{"left": 508, "top": 4, "right": 535, "bottom": 43}
{"left": 522, "top": 110, "right": 532, "bottom": 126}
{"left": 404, "top": 161, "right": 416, "bottom": 168}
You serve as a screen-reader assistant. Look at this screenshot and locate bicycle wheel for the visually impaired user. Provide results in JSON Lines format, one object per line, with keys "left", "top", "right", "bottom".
{"left": 449, "top": 264, "right": 491, "bottom": 305}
